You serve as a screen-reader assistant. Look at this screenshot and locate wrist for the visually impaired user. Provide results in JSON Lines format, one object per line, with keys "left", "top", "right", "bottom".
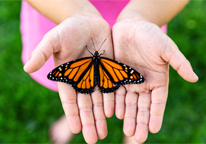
{"left": 63, "top": 1, "right": 102, "bottom": 22}
{"left": 116, "top": 1, "right": 162, "bottom": 26}
{"left": 26, "top": 0, "right": 102, "bottom": 24}
{"left": 116, "top": 0, "right": 189, "bottom": 27}
{"left": 116, "top": 10, "right": 147, "bottom": 24}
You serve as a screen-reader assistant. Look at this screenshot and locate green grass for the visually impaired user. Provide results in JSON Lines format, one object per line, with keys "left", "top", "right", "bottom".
{"left": 0, "top": 1, "right": 206, "bottom": 143}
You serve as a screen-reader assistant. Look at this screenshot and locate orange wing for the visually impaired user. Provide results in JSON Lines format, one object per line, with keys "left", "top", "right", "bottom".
{"left": 99, "top": 64, "right": 120, "bottom": 93}
{"left": 100, "top": 57, "right": 144, "bottom": 86}
{"left": 47, "top": 57, "right": 95, "bottom": 94}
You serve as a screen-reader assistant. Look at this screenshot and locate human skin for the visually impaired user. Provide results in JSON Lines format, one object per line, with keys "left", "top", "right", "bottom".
{"left": 113, "top": 0, "right": 198, "bottom": 143}
{"left": 24, "top": 0, "right": 198, "bottom": 143}
{"left": 24, "top": 1, "right": 113, "bottom": 143}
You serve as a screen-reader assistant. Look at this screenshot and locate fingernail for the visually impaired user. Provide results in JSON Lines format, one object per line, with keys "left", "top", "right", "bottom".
{"left": 23, "top": 59, "right": 31, "bottom": 72}
{"left": 194, "top": 72, "right": 199, "bottom": 81}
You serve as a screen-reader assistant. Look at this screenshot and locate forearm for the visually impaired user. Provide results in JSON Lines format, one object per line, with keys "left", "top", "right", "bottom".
{"left": 117, "top": 0, "right": 189, "bottom": 26}
{"left": 26, "top": 0, "right": 101, "bottom": 24}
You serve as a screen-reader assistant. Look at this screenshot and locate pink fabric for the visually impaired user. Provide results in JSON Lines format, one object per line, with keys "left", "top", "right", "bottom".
{"left": 20, "top": 0, "right": 167, "bottom": 92}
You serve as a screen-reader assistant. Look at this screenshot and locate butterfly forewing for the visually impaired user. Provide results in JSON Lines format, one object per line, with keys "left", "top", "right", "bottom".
{"left": 47, "top": 57, "right": 95, "bottom": 93}
{"left": 100, "top": 57, "right": 144, "bottom": 86}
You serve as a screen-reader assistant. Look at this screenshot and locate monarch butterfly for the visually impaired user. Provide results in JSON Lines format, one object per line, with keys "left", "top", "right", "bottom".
{"left": 47, "top": 38, "right": 144, "bottom": 94}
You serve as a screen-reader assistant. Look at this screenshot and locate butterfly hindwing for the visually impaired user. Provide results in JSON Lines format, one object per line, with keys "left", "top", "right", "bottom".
{"left": 99, "top": 57, "right": 144, "bottom": 86}
{"left": 98, "top": 64, "right": 120, "bottom": 93}
{"left": 47, "top": 57, "right": 95, "bottom": 94}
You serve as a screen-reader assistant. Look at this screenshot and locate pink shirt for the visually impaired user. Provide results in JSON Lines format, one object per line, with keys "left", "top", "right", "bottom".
{"left": 21, "top": 0, "right": 167, "bottom": 92}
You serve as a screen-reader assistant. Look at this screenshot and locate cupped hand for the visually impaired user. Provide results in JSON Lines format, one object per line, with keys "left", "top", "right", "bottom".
{"left": 24, "top": 14, "right": 114, "bottom": 143}
{"left": 112, "top": 18, "right": 198, "bottom": 143}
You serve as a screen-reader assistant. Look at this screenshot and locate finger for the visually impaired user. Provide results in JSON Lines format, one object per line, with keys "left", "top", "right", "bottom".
{"left": 149, "top": 86, "right": 168, "bottom": 133}
{"left": 78, "top": 93, "right": 98, "bottom": 144}
{"left": 162, "top": 38, "right": 198, "bottom": 82}
{"left": 91, "top": 90, "right": 107, "bottom": 139}
{"left": 57, "top": 82, "right": 81, "bottom": 134}
{"left": 115, "top": 86, "right": 126, "bottom": 119}
{"left": 24, "top": 28, "right": 60, "bottom": 73}
{"left": 123, "top": 91, "right": 138, "bottom": 136}
{"left": 103, "top": 92, "right": 115, "bottom": 118}
{"left": 134, "top": 92, "right": 151, "bottom": 143}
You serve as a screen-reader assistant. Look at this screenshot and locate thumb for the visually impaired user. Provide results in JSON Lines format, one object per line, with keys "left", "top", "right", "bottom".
{"left": 162, "top": 38, "right": 198, "bottom": 83}
{"left": 23, "top": 28, "right": 60, "bottom": 73}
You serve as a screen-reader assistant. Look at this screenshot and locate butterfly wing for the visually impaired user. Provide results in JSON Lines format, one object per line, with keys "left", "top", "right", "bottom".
{"left": 99, "top": 64, "right": 120, "bottom": 93}
{"left": 99, "top": 57, "right": 144, "bottom": 86}
{"left": 47, "top": 57, "right": 95, "bottom": 94}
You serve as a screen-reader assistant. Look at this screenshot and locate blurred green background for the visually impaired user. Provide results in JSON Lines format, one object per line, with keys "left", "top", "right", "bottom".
{"left": 0, "top": 1, "right": 206, "bottom": 143}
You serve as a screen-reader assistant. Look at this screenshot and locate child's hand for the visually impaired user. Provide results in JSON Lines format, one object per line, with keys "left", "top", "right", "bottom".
{"left": 24, "top": 14, "right": 113, "bottom": 143}
{"left": 112, "top": 18, "right": 198, "bottom": 143}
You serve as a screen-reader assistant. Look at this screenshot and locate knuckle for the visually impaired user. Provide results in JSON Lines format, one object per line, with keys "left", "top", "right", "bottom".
{"left": 62, "top": 98, "right": 76, "bottom": 105}
{"left": 62, "top": 99, "right": 78, "bottom": 116}
{"left": 80, "top": 105, "right": 92, "bottom": 114}
{"left": 126, "top": 102, "right": 137, "bottom": 107}
{"left": 151, "top": 99, "right": 166, "bottom": 115}
{"left": 138, "top": 107, "right": 150, "bottom": 113}
{"left": 39, "top": 49, "right": 48, "bottom": 62}
{"left": 115, "top": 101, "right": 124, "bottom": 106}
{"left": 137, "top": 121, "right": 149, "bottom": 126}
{"left": 152, "top": 98, "right": 166, "bottom": 106}
{"left": 137, "top": 107, "right": 150, "bottom": 124}
{"left": 93, "top": 101, "right": 103, "bottom": 108}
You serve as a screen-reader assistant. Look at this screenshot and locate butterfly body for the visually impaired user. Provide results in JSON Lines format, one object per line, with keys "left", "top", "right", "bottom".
{"left": 93, "top": 51, "right": 101, "bottom": 87}
{"left": 47, "top": 50, "right": 145, "bottom": 94}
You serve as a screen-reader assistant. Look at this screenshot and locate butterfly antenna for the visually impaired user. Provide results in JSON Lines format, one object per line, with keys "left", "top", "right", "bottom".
{"left": 91, "top": 37, "right": 96, "bottom": 51}
{"left": 98, "top": 39, "right": 106, "bottom": 52}
{"left": 100, "top": 50, "right": 105, "bottom": 56}
{"left": 86, "top": 45, "right": 93, "bottom": 56}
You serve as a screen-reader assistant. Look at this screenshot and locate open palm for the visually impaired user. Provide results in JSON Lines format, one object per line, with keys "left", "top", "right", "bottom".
{"left": 24, "top": 14, "right": 114, "bottom": 143}
{"left": 112, "top": 19, "right": 198, "bottom": 143}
